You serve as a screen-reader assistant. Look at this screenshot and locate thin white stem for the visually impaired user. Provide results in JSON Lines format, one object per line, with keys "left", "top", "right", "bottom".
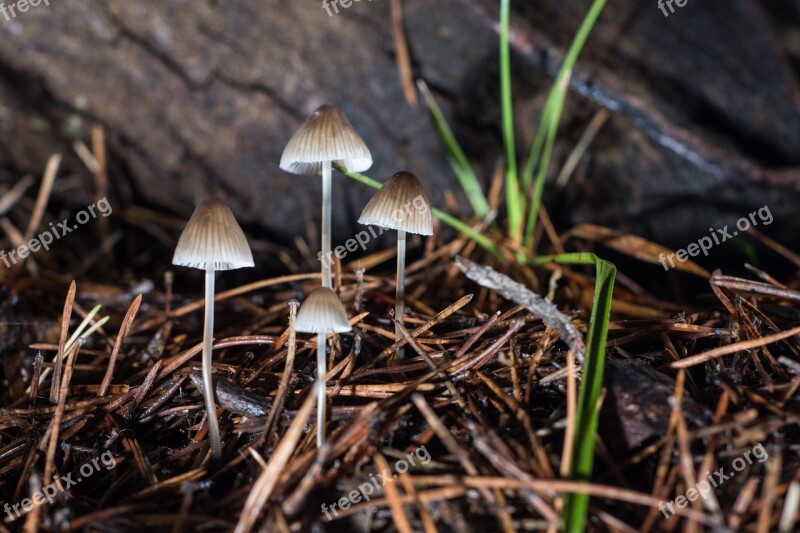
{"left": 316, "top": 335, "right": 327, "bottom": 448}
{"left": 204, "top": 266, "right": 222, "bottom": 461}
{"left": 321, "top": 160, "right": 332, "bottom": 288}
{"left": 395, "top": 230, "right": 406, "bottom": 359}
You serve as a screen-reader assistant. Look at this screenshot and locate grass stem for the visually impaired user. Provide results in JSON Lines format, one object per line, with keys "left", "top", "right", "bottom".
{"left": 500, "top": 0, "right": 523, "bottom": 242}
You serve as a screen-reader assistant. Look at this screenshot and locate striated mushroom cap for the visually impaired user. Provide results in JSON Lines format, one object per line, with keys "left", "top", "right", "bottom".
{"left": 172, "top": 198, "right": 254, "bottom": 271}
{"left": 358, "top": 171, "right": 433, "bottom": 235}
{"left": 280, "top": 103, "right": 372, "bottom": 175}
{"left": 294, "top": 287, "right": 352, "bottom": 334}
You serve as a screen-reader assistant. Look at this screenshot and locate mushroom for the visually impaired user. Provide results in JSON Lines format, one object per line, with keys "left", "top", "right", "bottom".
{"left": 358, "top": 171, "right": 433, "bottom": 351}
{"left": 279, "top": 103, "right": 372, "bottom": 288}
{"left": 294, "top": 286, "right": 352, "bottom": 447}
{"left": 172, "top": 198, "right": 254, "bottom": 461}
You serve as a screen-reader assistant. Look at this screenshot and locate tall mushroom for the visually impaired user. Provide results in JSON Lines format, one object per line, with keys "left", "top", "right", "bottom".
{"left": 294, "top": 287, "right": 351, "bottom": 447}
{"left": 172, "top": 198, "right": 254, "bottom": 461}
{"left": 358, "top": 171, "right": 433, "bottom": 351}
{"left": 279, "top": 103, "right": 372, "bottom": 288}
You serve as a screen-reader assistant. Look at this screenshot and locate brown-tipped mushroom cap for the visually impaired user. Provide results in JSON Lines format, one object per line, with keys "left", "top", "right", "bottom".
{"left": 172, "top": 198, "right": 254, "bottom": 271}
{"left": 280, "top": 104, "right": 372, "bottom": 175}
{"left": 294, "top": 287, "right": 352, "bottom": 334}
{"left": 357, "top": 171, "right": 433, "bottom": 235}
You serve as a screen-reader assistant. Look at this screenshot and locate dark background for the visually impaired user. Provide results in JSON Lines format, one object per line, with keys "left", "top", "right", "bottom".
{"left": 0, "top": 0, "right": 798, "bottom": 276}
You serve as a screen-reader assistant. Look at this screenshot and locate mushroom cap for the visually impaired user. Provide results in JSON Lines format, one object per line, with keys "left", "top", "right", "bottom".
{"left": 357, "top": 171, "right": 434, "bottom": 235}
{"left": 294, "top": 287, "right": 352, "bottom": 334}
{"left": 172, "top": 198, "right": 254, "bottom": 271}
{"left": 279, "top": 103, "right": 373, "bottom": 175}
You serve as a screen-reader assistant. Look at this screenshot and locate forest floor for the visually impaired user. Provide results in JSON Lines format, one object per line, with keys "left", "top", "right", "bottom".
{"left": 1, "top": 177, "right": 799, "bottom": 532}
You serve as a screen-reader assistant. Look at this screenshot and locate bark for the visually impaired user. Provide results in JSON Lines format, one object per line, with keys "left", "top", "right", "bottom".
{"left": 0, "top": 0, "right": 797, "bottom": 250}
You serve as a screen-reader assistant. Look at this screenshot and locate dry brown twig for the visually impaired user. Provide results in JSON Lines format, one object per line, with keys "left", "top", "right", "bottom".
{"left": 455, "top": 256, "right": 585, "bottom": 361}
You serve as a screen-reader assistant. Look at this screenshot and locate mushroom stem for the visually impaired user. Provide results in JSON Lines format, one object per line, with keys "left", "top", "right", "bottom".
{"left": 321, "top": 160, "right": 332, "bottom": 288}
{"left": 395, "top": 229, "right": 406, "bottom": 358}
{"left": 203, "top": 266, "right": 222, "bottom": 461}
{"left": 316, "top": 335, "right": 327, "bottom": 448}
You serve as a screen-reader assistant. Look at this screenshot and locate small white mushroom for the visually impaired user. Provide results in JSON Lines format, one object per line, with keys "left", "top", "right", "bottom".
{"left": 173, "top": 198, "right": 254, "bottom": 461}
{"left": 358, "top": 171, "right": 433, "bottom": 355}
{"left": 294, "top": 287, "right": 351, "bottom": 448}
{"left": 280, "top": 104, "right": 372, "bottom": 289}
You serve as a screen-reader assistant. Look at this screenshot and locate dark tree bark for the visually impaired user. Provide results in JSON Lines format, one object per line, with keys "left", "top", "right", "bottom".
{"left": 0, "top": 0, "right": 797, "bottom": 252}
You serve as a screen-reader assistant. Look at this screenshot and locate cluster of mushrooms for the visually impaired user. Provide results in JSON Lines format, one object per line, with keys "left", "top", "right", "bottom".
{"left": 172, "top": 104, "right": 433, "bottom": 460}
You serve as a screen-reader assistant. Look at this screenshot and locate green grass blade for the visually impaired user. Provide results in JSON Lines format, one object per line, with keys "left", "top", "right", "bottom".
{"left": 64, "top": 304, "right": 102, "bottom": 350}
{"left": 499, "top": 0, "right": 523, "bottom": 242}
{"left": 521, "top": 98, "right": 552, "bottom": 190}
{"left": 522, "top": 0, "right": 607, "bottom": 185}
{"left": 523, "top": 79, "right": 569, "bottom": 248}
{"left": 520, "top": 0, "right": 607, "bottom": 249}
{"left": 567, "top": 257, "right": 614, "bottom": 532}
{"left": 418, "top": 81, "right": 490, "bottom": 218}
{"left": 336, "top": 164, "right": 503, "bottom": 259}
{"left": 524, "top": 252, "right": 615, "bottom": 532}
{"left": 525, "top": 252, "right": 599, "bottom": 266}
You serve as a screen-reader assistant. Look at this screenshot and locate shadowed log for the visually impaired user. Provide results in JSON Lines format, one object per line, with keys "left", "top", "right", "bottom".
{"left": 0, "top": 0, "right": 797, "bottom": 252}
